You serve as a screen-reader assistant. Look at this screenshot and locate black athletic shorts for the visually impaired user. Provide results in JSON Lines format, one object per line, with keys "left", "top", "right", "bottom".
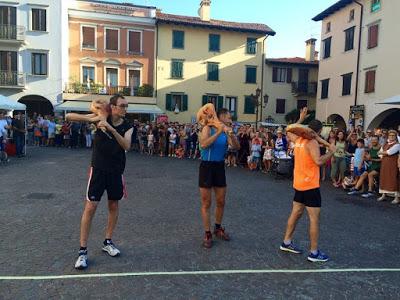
{"left": 199, "top": 161, "right": 226, "bottom": 188}
{"left": 86, "top": 167, "right": 126, "bottom": 201}
{"left": 293, "top": 188, "right": 321, "bottom": 208}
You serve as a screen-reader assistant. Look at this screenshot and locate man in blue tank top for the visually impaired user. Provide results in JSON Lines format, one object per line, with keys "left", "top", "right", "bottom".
{"left": 198, "top": 108, "right": 240, "bottom": 248}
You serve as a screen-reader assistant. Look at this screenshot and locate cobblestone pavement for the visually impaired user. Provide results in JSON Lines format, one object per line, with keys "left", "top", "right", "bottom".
{"left": 1, "top": 147, "right": 400, "bottom": 299}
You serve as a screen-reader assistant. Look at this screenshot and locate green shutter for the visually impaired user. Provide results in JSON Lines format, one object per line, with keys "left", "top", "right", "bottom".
{"left": 202, "top": 95, "right": 208, "bottom": 105}
{"left": 247, "top": 38, "right": 257, "bottom": 54}
{"left": 217, "top": 96, "right": 224, "bottom": 110}
{"left": 244, "top": 96, "right": 255, "bottom": 114}
{"left": 166, "top": 94, "right": 172, "bottom": 111}
{"left": 207, "top": 63, "right": 219, "bottom": 81}
{"left": 173, "top": 30, "right": 184, "bottom": 49}
{"left": 182, "top": 94, "right": 188, "bottom": 111}
{"left": 209, "top": 34, "right": 220, "bottom": 52}
{"left": 246, "top": 66, "right": 256, "bottom": 83}
{"left": 171, "top": 60, "right": 183, "bottom": 78}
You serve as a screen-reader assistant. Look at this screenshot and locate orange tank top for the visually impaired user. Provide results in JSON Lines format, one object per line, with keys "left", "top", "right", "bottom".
{"left": 293, "top": 137, "right": 320, "bottom": 191}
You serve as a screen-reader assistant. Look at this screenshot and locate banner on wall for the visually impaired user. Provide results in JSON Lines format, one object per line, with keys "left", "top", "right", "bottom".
{"left": 349, "top": 105, "right": 365, "bottom": 129}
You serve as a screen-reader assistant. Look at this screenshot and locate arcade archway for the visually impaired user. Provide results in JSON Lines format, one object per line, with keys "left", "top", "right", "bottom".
{"left": 368, "top": 108, "right": 400, "bottom": 130}
{"left": 18, "top": 95, "right": 53, "bottom": 117}
{"left": 327, "top": 114, "right": 347, "bottom": 131}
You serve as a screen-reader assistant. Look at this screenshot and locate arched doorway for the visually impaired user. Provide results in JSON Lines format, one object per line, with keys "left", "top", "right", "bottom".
{"left": 368, "top": 108, "right": 400, "bottom": 130}
{"left": 18, "top": 95, "right": 53, "bottom": 117}
{"left": 327, "top": 114, "right": 347, "bottom": 131}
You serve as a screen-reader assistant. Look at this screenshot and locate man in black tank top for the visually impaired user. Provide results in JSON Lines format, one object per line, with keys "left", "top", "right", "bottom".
{"left": 74, "top": 94, "right": 133, "bottom": 270}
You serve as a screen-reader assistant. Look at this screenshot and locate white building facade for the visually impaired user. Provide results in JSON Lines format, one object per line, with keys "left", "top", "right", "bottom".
{"left": 0, "top": 0, "right": 67, "bottom": 115}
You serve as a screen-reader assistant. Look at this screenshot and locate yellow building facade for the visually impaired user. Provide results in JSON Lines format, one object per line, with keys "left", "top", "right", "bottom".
{"left": 156, "top": 2, "right": 275, "bottom": 123}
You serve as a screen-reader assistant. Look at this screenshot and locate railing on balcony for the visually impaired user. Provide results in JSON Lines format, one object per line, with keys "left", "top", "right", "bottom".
{"left": 64, "top": 83, "right": 155, "bottom": 97}
{"left": 0, "top": 25, "right": 25, "bottom": 41}
{"left": 0, "top": 71, "right": 25, "bottom": 87}
{"left": 291, "top": 82, "right": 317, "bottom": 96}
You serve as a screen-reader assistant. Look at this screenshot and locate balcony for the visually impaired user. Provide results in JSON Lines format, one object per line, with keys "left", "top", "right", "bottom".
{"left": 63, "top": 83, "right": 156, "bottom": 105}
{"left": 0, "top": 71, "right": 26, "bottom": 89}
{"left": 291, "top": 82, "right": 317, "bottom": 96}
{"left": 0, "top": 25, "right": 25, "bottom": 44}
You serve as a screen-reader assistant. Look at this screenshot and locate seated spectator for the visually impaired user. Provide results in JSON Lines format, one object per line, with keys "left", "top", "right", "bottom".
{"left": 348, "top": 136, "right": 381, "bottom": 197}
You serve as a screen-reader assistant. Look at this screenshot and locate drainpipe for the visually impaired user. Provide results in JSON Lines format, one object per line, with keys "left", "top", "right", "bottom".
{"left": 260, "top": 35, "right": 268, "bottom": 124}
{"left": 353, "top": 0, "right": 364, "bottom": 106}
{"left": 155, "top": 21, "right": 159, "bottom": 98}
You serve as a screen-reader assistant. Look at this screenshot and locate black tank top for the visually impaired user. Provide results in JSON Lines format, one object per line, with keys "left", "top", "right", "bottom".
{"left": 91, "top": 117, "right": 132, "bottom": 174}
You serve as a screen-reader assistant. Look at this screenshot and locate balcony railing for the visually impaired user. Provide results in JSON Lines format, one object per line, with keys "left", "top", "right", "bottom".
{"left": 291, "top": 82, "right": 317, "bottom": 96}
{"left": 64, "top": 83, "right": 154, "bottom": 97}
{"left": 0, "top": 71, "right": 26, "bottom": 88}
{"left": 0, "top": 24, "right": 25, "bottom": 41}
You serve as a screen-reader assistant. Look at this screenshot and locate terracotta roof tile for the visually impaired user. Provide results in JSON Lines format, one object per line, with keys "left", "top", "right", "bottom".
{"left": 266, "top": 57, "right": 319, "bottom": 66}
{"left": 156, "top": 12, "right": 275, "bottom": 36}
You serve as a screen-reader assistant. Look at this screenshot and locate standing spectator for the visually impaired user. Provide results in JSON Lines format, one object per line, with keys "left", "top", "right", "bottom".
{"left": 41, "top": 116, "right": 49, "bottom": 147}
{"left": 379, "top": 129, "right": 388, "bottom": 146}
{"left": 351, "top": 139, "right": 366, "bottom": 186}
{"left": 262, "top": 133, "right": 274, "bottom": 173}
{"left": 62, "top": 121, "right": 71, "bottom": 148}
{"left": 147, "top": 130, "right": 154, "bottom": 155}
{"left": 47, "top": 117, "right": 56, "bottom": 147}
{"left": 84, "top": 123, "right": 93, "bottom": 148}
{"left": 12, "top": 113, "right": 26, "bottom": 157}
{"left": 274, "top": 128, "right": 287, "bottom": 158}
{"left": 55, "top": 120, "right": 63, "bottom": 147}
{"left": 250, "top": 133, "right": 262, "bottom": 170}
{"left": 238, "top": 127, "right": 250, "bottom": 166}
{"left": 70, "top": 121, "right": 80, "bottom": 148}
{"left": 0, "top": 111, "right": 10, "bottom": 162}
{"left": 27, "top": 118, "right": 34, "bottom": 146}
{"left": 169, "top": 129, "right": 177, "bottom": 157}
{"left": 377, "top": 130, "right": 399, "bottom": 204}
{"left": 364, "top": 129, "right": 373, "bottom": 148}
{"left": 34, "top": 120, "right": 42, "bottom": 146}
{"left": 331, "top": 130, "right": 347, "bottom": 187}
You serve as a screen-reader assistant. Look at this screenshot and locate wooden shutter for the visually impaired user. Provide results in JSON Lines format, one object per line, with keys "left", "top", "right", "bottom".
{"left": 106, "top": 29, "right": 118, "bottom": 51}
{"left": 166, "top": 94, "right": 172, "bottom": 111}
{"left": 368, "top": 25, "right": 379, "bottom": 49}
{"left": 182, "top": 94, "right": 188, "bottom": 111}
{"left": 217, "top": 96, "right": 224, "bottom": 110}
{"left": 82, "top": 27, "right": 95, "bottom": 48}
{"left": 365, "top": 70, "right": 376, "bottom": 93}
{"left": 272, "top": 67, "right": 278, "bottom": 82}
{"left": 202, "top": 95, "right": 208, "bottom": 106}
{"left": 286, "top": 68, "right": 292, "bottom": 83}
{"left": 244, "top": 96, "right": 255, "bottom": 114}
{"left": 40, "top": 9, "right": 46, "bottom": 31}
{"left": 276, "top": 99, "right": 286, "bottom": 114}
{"left": 129, "top": 31, "right": 141, "bottom": 53}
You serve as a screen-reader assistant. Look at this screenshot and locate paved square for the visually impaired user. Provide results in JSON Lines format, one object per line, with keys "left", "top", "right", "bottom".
{"left": 1, "top": 148, "right": 400, "bottom": 299}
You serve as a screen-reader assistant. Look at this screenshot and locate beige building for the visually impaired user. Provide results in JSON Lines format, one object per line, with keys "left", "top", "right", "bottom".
{"left": 263, "top": 39, "right": 319, "bottom": 124}
{"left": 155, "top": 0, "right": 275, "bottom": 123}
{"left": 313, "top": 0, "right": 400, "bottom": 130}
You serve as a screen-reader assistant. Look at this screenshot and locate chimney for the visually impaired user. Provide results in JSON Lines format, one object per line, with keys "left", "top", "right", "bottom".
{"left": 198, "top": 0, "right": 211, "bottom": 22}
{"left": 305, "top": 38, "right": 317, "bottom": 62}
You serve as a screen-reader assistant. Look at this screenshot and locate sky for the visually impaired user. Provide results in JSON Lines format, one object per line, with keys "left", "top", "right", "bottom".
{"left": 106, "top": 0, "right": 339, "bottom": 58}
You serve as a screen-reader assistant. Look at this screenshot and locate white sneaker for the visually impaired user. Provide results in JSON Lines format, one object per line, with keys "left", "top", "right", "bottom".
{"left": 102, "top": 242, "right": 121, "bottom": 257}
{"left": 75, "top": 253, "right": 88, "bottom": 270}
{"left": 377, "top": 195, "right": 386, "bottom": 202}
{"left": 391, "top": 198, "right": 400, "bottom": 204}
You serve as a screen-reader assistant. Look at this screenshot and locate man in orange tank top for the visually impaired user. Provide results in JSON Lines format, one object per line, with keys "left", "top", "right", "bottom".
{"left": 280, "top": 119, "right": 336, "bottom": 262}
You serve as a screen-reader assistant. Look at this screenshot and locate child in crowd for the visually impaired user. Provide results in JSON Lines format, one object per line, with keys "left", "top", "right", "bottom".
{"left": 351, "top": 139, "right": 366, "bottom": 185}
{"left": 147, "top": 131, "right": 154, "bottom": 155}
{"left": 175, "top": 145, "right": 185, "bottom": 159}
{"left": 250, "top": 137, "right": 262, "bottom": 171}
{"left": 262, "top": 139, "right": 274, "bottom": 173}
{"left": 169, "top": 130, "right": 177, "bottom": 157}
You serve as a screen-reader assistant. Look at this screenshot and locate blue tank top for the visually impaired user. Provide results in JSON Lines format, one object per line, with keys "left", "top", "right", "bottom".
{"left": 201, "top": 128, "right": 228, "bottom": 162}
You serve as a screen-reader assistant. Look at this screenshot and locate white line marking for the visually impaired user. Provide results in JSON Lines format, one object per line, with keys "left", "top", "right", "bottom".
{"left": 1, "top": 268, "right": 400, "bottom": 281}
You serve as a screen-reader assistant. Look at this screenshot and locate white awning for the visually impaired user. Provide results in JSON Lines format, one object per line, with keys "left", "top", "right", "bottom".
{"left": 54, "top": 101, "right": 164, "bottom": 114}
{"left": 377, "top": 95, "right": 400, "bottom": 105}
{"left": 0, "top": 95, "right": 26, "bottom": 110}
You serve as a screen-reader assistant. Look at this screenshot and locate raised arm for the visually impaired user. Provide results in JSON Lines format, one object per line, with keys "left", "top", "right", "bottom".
{"left": 65, "top": 113, "right": 102, "bottom": 123}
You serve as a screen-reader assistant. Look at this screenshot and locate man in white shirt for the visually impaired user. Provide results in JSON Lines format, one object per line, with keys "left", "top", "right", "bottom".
{"left": 0, "top": 112, "right": 10, "bottom": 160}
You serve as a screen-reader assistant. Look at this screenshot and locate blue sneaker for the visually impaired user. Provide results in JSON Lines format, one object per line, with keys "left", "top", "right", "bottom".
{"left": 307, "top": 250, "right": 329, "bottom": 262}
{"left": 280, "top": 242, "right": 303, "bottom": 254}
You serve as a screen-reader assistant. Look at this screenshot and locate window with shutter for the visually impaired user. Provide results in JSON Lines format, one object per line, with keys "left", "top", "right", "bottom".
{"left": 344, "top": 26, "right": 355, "bottom": 51}
{"left": 321, "top": 79, "right": 330, "bottom": 99}
{"left": 245, "top": 66, "right": 257, "bottom": 84}
{"left": 246, "top": 37, "right": 257, "bottom": 54}
{"left": 171, "top": 60, "right": 183, "bottom": 79}
{"left": 365, "top": 70, "right": 376, "bottom": 93}
{"left": 32, "top": 9, "right": 46, "bottom": 31}
{"left": 182, "top": 94, "right": 188, "bottom": 111}
{"left": 272, "top": 67, "right": 278, "bottom": 82}
{"left": 244, "top": 96, "right": 255, "bottom": 114}
{"left": 368, "top": 24, "right": 379, "bottom": 49}
{"left": 286, "top": 68, "right": 292, "bottom": 83}
{"left": 82, "top": 26, "right": 95, "bottom": 49}
{"left": 323, "top": 37, "right": 332, "bottom": 59}
{"left": 166, "top": 94, "right": 172, "bottom": 111}
{"left": 128, "top": 31, "right": 141, "bottom": 53}
{"left": 202, "top": 95, "right": 208, "bottom": 106}
{"left": 273, "top": 68, "right": 287, "bottom": 83}
{"left": 209, "top": 34, "right": 220, "bottom": 52}
{"left": 276, "top": 99, "right": 286, "bottom": 114}
{"left": 106, "top": 29, "right": 119, "bottom": 51}
{"left": 32, "top": 53, "right": 47, "bottom": 75}
{"left": 207, "top": 63, "right": 219, "bottom": 81}
{"left": 172, "top": 30, "right": 184, "bottom": 49}
{"left": 217, "top": 96, "right": 224, "bottom": 110}
{"left": 342, "top": 73, "right": 352, "bottom": 96}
